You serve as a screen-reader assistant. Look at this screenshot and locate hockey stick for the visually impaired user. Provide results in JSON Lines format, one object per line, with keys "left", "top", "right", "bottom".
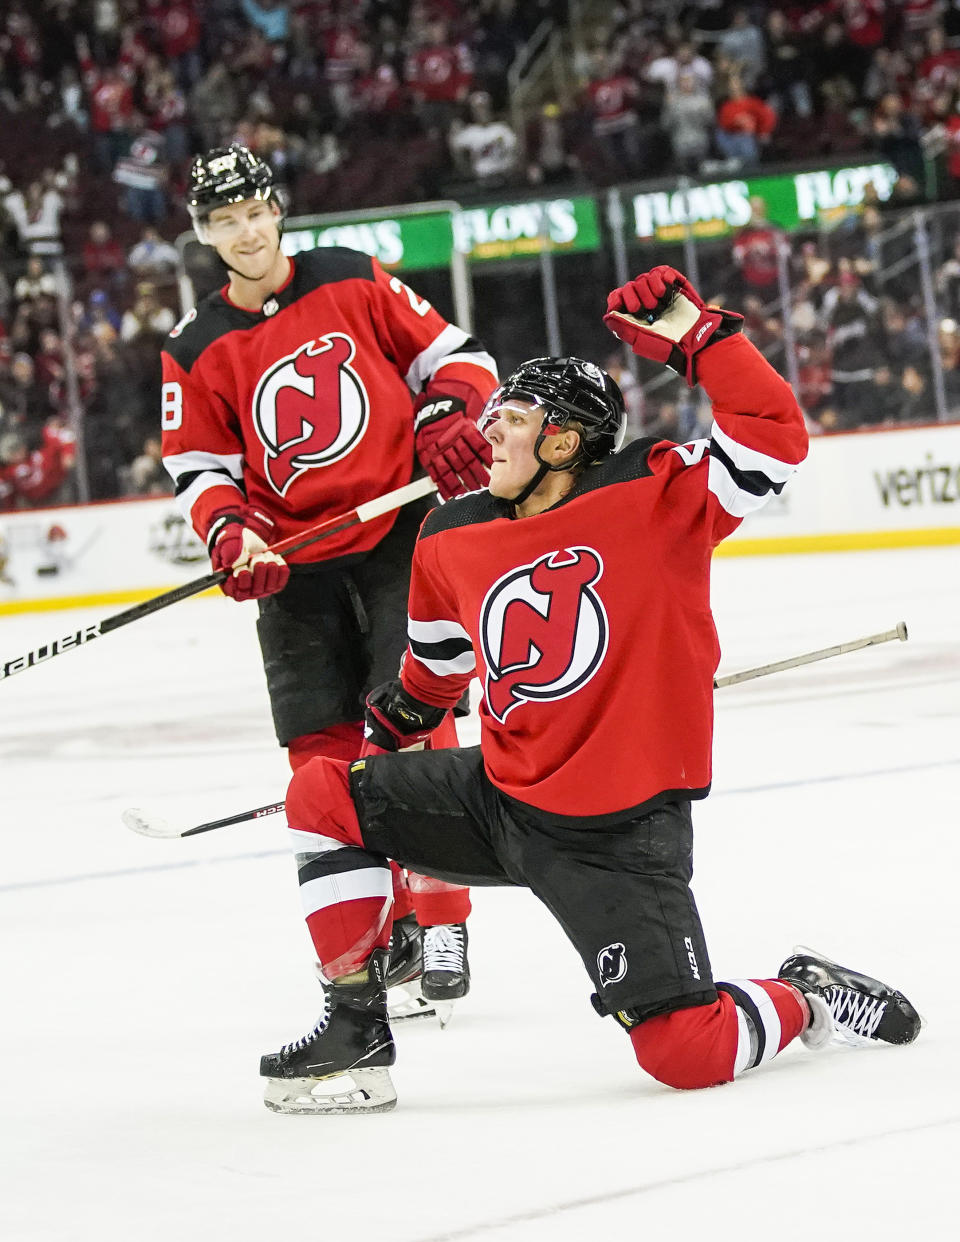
{"left": 1, "top": 476, "right": 438, "bottom": 682}
{"left": 124, "top": 622, "right": 910, "bottom": 841}
{"left": 713, "top": 621, "right": 908, "bottom": 688}
{"left": 121, "top": 800, "right": 286, "bottom": 840}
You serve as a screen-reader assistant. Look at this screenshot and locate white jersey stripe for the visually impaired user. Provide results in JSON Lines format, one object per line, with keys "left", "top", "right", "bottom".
{"left": 163, "top": 449, "right": 245, "bottom": 523}
{"left": 733, "top": 1001, "right": 753, "bottom": 1076}
{"left": 708, "top": 455, "right": 776, "bottom": 518}
{"left": 711, "top": 419, "right": 799, "bottom": 483}
{"left": 298, "top": 868, "right": 393, "bottom": 921}
{"left": 404, "top": 324, "right": 469, "bottom": 389}
{"left": 288, "top": 829, "right": 346, "bottom": 855}
{"left": 163, "top": 449, "right": 245, "bottom": 484}
{"left": 408, "top": 617, "right": 472, "bottom": 645}
{"left": 728, "top": 979, "right": 784, "bottom": 1074}
{"left": 432, "top": 349, "right": 499, "bottom": 381}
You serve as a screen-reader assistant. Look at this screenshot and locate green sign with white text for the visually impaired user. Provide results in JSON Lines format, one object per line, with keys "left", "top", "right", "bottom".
{"left": 628, "top": 162, "right": 899, "bottom": 242}
{"left": 282, "top": 195, "right": 600, "bottom": 271}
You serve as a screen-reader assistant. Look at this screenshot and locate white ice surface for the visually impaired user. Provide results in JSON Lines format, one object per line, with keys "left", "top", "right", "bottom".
{"left": 1, "top": 545, "right": 958, "bottom": 1241}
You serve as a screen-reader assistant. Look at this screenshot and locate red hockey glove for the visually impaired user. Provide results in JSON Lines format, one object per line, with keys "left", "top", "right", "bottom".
{"left": 207, "top": 505, "right": 290, "bottom": 602}
{"left": 361, "top": 679, "right": 448, "bottom": 757}
{"left": 603, "top": 265, "right": 743, "bottom": 386}
{"left": 414, "top": 395, "right": 492, "bottom": 500}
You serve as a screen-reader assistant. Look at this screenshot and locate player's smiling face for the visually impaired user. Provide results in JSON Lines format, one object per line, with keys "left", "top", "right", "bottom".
{"left": 206, "top": 198, "right": 282, "bottom": 279}
{"left": 479, "top": 397, "right": 544, "bottom": 497}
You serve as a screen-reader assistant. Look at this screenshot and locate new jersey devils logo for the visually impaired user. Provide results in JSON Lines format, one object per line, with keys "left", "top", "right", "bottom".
{"left": 252, "top": 333, "right": 369, "bottom": 496}
{"left": 480, "top": 547, "right": 608, "bottom": 723}
{"left": 597, "top": 942, "right": 627, "bottom": 987}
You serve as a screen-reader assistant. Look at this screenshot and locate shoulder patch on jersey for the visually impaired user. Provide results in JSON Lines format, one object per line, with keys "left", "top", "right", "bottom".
{"left": 419, "top": 489, "right": 510, "bottom": 540}
{"left": 161, "top": 289, "right": 244, "bottom": 371}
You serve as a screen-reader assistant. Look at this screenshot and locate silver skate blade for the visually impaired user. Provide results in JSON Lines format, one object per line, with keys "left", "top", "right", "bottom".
{"left": 388, "top": 979, "right": 437, "bottom": 1022}
{"left": 263, "top": 1067, "right": 397, "bottom": 1115}
{"left": 434, "top": 1001, "right": 456, "bottom": 1029}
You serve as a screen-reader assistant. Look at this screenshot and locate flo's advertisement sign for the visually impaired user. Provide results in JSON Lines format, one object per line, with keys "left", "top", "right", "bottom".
{"left": 451, "top": 196, "right": 599, "bottom": 260}
{"left": 283, "top": 210, "right": 453, "bottom": 272}
{"left": 282, "top": 195, "right": 599, "bottom": 270}
{"left": 629, "top": 162, "right": 898, "bottom": 242}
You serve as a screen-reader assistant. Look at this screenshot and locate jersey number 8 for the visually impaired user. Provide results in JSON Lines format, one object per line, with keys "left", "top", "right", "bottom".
{"left": 161, "top": 381, "right": 183, "bottom": 430}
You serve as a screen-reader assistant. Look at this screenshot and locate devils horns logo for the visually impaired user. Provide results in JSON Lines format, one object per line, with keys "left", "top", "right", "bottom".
{"left": 480, "top": 546, "right": 609, "bottom": 724}
{"left": 597, "top": 942, "right": 628, "bottom": 987}
{"left": 252, "top": 333, "right": 369, "bottom": 497}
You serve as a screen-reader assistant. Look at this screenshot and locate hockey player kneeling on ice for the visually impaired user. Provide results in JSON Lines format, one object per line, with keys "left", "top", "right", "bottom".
{"left": 260, "top": 266, "right": 921, "bottom": 1114}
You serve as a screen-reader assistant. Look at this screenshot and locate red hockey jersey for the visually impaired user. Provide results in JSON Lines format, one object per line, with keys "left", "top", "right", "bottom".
{"left": 400, "top": 334, "right": 808, "bottom": 822}
{"left": 160, "top": 248, "right": 497, "bottom": 562}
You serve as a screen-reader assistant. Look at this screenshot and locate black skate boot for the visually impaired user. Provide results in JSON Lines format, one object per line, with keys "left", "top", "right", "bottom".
{"left": 261, "top": 951, "right": 396, "bottom": 1114}
{"left": 385, "top": 914, "right": 436, "bottom": 1022}
{"left": 422, "top": 923, "right": 470, "bottom": 1027}
{"left": 779, "top": 946, "right": 921, "bottom": 1048}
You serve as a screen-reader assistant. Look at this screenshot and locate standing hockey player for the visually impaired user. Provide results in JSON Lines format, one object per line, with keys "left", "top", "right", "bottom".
{"left": 161, "top": 145, "right": 498, "bottom": 1016}
{"left": 259, "top": 265, "right": 921, "bottom": 1113}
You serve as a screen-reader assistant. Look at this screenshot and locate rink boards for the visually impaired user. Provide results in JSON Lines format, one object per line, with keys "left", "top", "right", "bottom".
{"left": 1, "top": 421, "right": 958, "bottom": 614}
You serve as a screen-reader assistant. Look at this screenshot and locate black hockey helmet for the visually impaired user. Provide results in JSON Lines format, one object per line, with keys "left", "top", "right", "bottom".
{"left": 186, "top": 144, "right": 283, "bottom": 239}
{"left": 479, "top": 356, "right": 627, "bottom": 469}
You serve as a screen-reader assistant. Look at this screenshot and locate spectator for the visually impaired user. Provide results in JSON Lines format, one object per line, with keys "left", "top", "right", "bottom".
{"left": 82, "top": 220, "right": 126, "bottom": 291}
{"left": 449, "top": 90, "right": 518, "bottom": 191}
{"left": 896, "top": 364, "right": 932, "bottom": 423}
{"left": 4, "top": 178, "right": 64, "bottom": 256}
{"left": 662, "top": 70, "right": 715, "bottom": 173}
{"left": 761, "top": 10, "right": 813, "bottom": 118}
{"left": 77, "top": 35, "right": 136, "bottom": 172}
{"left": 127, "top": 226, "right": 180, "bottom": 286}
{"left": 731, "top": 197, "right": 783, "bottom": 299}
{"left": 872, "top": 92, "right": 926, "bottom": 192}
{"left": 821, "top": 271, "right": 886, "bottom": 427}
{"left": 81, "top": 288, "right": 121, "bottom": 345}
{"left": 582, "top": 47, "right": 644, "bottom": 181}
{"left": 123, "top": 434, "right": 170, "bottom": 495}
{"left": 645, "top": 41, "right": 713, "bottom": 95}
{"left": 716, "top": 7, "right": 767, "bottom": 90}
{"left": 113, "top": 127, "right": 169, "bottom": 224}
{"left": 119, "top": 282, "right": 175, "bottom": 343}
{"left": 525, "top": 101, "right": 578, "bottom": 187}
{"left": 404, "top": 17, "right": 473, "bottom": 138}
{"left": 189, "top": 61, "right": 240, "bottom": 151}
{"left": 13, "top": 257, "right": 57, "bottom": 304}
{"left": 715, "top": 74, "right": 776, "bottom": 169}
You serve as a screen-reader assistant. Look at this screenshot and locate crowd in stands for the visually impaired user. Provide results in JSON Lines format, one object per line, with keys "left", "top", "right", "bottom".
{"left": 3, "top": 1, "right": 960, "bottom": 511}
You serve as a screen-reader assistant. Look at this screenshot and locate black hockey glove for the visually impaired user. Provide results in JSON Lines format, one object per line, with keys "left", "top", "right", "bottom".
{"left": 361, "top": 679, "right": 448, "bottom": 756}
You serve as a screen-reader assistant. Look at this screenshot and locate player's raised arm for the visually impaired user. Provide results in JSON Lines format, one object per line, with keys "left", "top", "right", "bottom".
{"left": 604, "top": 264, "right": 808, "bottom": 544}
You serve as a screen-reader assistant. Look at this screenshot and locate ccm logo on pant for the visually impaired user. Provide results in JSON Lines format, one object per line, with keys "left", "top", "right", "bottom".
{"left": 1, "top": 625, "right": 101, "bottom": 679}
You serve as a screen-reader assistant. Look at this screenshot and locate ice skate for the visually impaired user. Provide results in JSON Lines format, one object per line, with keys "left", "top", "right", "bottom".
{"left": 385, "top": 913, "right": 436, "bottom": 1022}
{"left": 422, "top": 923, "right": 470, "bottom": 1027}
{"left": 261, "top": 951, "right": 396, "bottom": 1114}
{"left": 779, "top": 946, "right": 921, "bottom": 1049}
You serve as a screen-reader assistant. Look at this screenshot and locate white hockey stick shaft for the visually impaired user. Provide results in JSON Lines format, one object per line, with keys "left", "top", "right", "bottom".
{"left": 713, "top": 622, "right": 908, "bottom": 688}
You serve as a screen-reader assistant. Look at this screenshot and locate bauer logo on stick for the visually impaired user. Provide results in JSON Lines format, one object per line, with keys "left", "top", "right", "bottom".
{"left": 1, "top": 624, "right": 101, "bottom": 679}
